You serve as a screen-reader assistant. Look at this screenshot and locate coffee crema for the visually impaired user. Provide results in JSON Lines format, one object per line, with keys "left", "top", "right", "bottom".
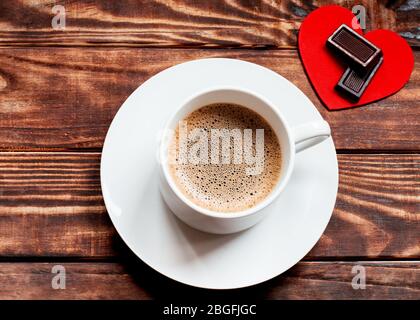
{"left": 168, "top": 103, "right": 282, "bottom": 213}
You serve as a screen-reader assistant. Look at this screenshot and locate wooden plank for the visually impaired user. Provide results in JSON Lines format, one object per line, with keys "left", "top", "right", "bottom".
{"left": 0, "top": 152, "right": 418, "bottom": 259}
{"left": 0, "top": 48, "right": 418, "bottom": 151}
{"left": 311, "top": 154, "right": 420, "bottom": 259}
{"left": 0, "top": 262, "right": 152, "bottom": 300}
{"left": 395, "top": 1, "right": 420, "bottom": 47}
{"left": 0, "top": 261, "right": 418, "bottom": 299}
{"left": 0, "top": 153, "right": 114, "bottom": 257}
{"left": 266, "top": 261, "right": 420, "bottom": 299}
{"left": 0, "top": 0, "right": 411, "bottom": 48}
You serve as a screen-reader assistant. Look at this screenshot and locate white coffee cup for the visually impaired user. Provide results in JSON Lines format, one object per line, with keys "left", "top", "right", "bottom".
{"left": 159, "top": 87, "right": 330, "bottom": 234}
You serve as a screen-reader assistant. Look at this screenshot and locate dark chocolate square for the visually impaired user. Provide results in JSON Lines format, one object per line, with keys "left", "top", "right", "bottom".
{"left": 327, "top": 24, "right": 382, "bottom": 73}
{"left": 335, "top": 56, "right": 384, "bottom": 101}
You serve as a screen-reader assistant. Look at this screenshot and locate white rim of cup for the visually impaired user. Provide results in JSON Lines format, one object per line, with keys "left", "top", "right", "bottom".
{"left": 159, "top": 87, "right": 295, "bottom": 219}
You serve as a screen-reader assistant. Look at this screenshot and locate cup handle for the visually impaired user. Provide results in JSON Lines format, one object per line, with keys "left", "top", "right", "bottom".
{"left": 292, "top": 120, "right": 331, "bottom": 153}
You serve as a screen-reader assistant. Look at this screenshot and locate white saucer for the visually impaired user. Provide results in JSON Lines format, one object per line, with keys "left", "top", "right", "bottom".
{"left": 101, "top": 58, "right": 338, "bottom": 289}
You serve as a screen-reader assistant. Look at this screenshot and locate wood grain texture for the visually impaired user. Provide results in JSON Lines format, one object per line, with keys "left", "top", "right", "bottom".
{"left": 395, "top": 0, "right": 420, "bottom": 47}
{"left": 0, "top": 0, "right": 417, "bottom": 301}
{"left": 0, "top": 48, "right": 418, "bottom": 151}
{"left": 0, "top": 261, "right": 418, "bottom": 299}
{"left": 0, "top": 0, "right": 416, "bottom": 48}
{"left": 0, "top": 152, "right": 418, "bottom": 259}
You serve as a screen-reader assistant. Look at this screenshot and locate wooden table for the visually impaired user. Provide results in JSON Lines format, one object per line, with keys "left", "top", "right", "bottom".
{"left": 0, "top": 0, "right": 418, "bottom": 299}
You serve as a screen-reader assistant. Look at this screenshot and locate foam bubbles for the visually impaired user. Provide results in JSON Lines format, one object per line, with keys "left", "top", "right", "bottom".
{"left": 168, "top": 103, "right": 282, "bottom": 213}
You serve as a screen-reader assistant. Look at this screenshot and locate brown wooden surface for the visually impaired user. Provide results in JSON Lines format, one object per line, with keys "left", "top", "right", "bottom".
{"left": 395, "top": 1, "right": 420, "bottom": 47}
{"left": 0, "top": 153, "right": 418, "bottom": 259}
{"left": 0, "top": 261, "right": 418, "bottom": 299}
{"left": 0, "top": 0, "right": 418, "bottom": 299}
{"left": 0, "top": 48, "right": 418, "bottom": 151}
{"left": 0, "top": 0, "right": 417, "bottom": 48}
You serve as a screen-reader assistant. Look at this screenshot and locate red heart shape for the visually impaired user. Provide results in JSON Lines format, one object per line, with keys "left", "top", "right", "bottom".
{"left": 298, "top": 5, "right": 414, "bottom": 110}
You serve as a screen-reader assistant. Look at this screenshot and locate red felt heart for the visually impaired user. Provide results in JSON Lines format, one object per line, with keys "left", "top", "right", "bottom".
{"left": 298, "top": 5, "right": 414, "bottom": 110}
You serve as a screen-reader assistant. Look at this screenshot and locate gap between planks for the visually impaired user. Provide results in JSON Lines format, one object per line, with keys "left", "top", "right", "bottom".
{"left": 0, "top": 149, "right": 420, "bottom": 154}
{"left": 0, "top": 257, "right": 418, "bottom": 263}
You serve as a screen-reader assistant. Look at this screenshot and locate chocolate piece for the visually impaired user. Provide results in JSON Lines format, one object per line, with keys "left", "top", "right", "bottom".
{"left": 327, "top": 24, "right": 382, "bottom": 72}
{"left": 336, "top": 56, "right": 383, "bottom": 101}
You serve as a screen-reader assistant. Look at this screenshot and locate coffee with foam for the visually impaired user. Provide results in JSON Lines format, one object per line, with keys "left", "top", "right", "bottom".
{"left": 168, "top": 103, "right": 282, "bottom": 213}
